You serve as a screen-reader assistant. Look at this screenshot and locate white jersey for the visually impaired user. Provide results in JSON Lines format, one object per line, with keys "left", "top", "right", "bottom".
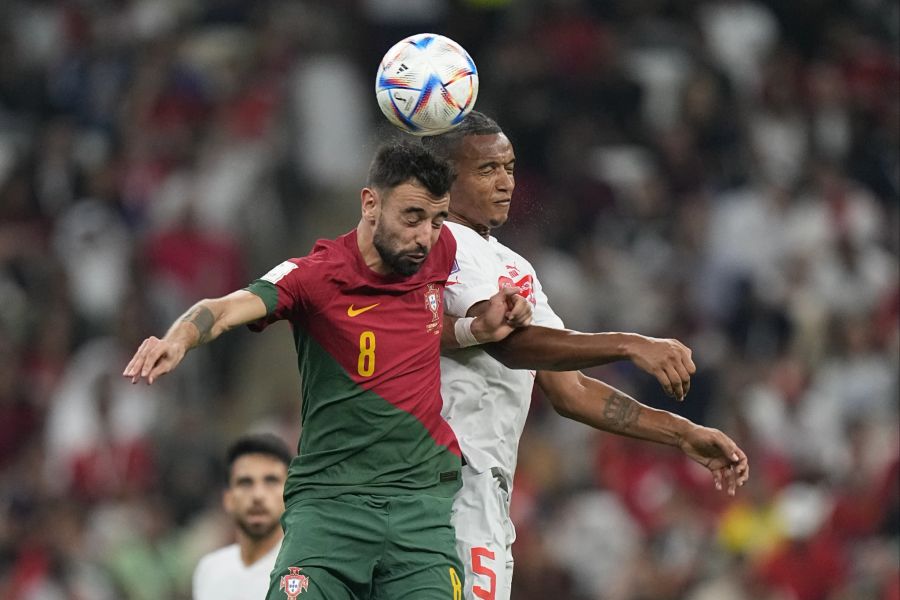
{"left": 193, "top": 541, "right": 280, "bottom": 600}
{"left": 441, "top": 222, "right": 564, "bottom": 484}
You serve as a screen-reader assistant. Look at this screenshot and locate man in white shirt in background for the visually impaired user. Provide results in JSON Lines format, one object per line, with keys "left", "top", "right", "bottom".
{"left": 424, "top": 112, "right": 749, "bottom": 600}
{"left": 193, "top": 434, "right": 291, "bottom": 600}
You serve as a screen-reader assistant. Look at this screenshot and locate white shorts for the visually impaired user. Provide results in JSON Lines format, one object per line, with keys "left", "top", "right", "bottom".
{"left": 451, "top": 465, "right": 515, "bottom": 600}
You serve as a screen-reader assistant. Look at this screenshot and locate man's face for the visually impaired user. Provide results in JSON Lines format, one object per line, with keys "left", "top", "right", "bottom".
{"left": 449, "top": 133, "right": 515, "bottom": 231}
{"left": 372, "top": 181, "right": 450, "bottom": 276}
{"left": 223, "top": 454, "right": 287, "bottom": 541}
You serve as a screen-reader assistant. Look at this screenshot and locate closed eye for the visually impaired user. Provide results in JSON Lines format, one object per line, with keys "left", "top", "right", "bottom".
{"left": 403, "top": 207, "right": 426, "bottom": 225}
{"left": 478, "top": 161, "right": 515, "bottom": 176}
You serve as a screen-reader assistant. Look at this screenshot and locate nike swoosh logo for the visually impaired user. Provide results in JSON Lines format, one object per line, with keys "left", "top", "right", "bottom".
{"left": 347, "top": 303, "right": 380, "bottom": 317}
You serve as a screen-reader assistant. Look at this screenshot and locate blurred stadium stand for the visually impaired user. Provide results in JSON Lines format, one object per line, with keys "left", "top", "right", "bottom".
{"left": 0, "top": 1, "right": 897, "bottom": 598}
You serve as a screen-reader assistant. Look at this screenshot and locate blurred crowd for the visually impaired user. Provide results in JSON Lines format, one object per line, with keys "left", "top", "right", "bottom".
{"left": 0, "top": 1, "right": 897, "bottom": 599}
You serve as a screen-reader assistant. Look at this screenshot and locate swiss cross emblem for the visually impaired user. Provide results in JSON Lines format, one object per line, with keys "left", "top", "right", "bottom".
{"left": 280, "top": 567, "right": 309, "bottom": 599}
{"left": 498, "top": 274, "right": 536, "bottom": 306}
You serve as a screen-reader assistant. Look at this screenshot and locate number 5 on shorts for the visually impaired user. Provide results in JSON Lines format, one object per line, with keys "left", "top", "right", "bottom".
{"left": 471, "top": 547, "right": 496, "bottom": 600}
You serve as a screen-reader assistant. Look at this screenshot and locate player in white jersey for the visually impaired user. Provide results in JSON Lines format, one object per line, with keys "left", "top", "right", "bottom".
{"left": 193, "top": 434, "right": 291, "bottom": 600}
{"left": 425, "top": 112, "right": 750, "bottom": 600}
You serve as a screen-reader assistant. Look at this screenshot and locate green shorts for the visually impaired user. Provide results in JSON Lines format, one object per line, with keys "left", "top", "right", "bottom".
{"left": 266, "top": 493, "right": 464, "bottom": 600}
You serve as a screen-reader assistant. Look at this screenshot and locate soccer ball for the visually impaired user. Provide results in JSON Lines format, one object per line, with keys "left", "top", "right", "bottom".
{"left": 375, "top": 33, "right": 479, "bottom": 136}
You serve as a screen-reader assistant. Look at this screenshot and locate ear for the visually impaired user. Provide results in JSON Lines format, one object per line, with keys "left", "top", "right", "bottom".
{"left": 223, "top": 487, "right": 234, "bottom": 513}
{"left": 361, "top": 187, "right": 380, "bottom": 225}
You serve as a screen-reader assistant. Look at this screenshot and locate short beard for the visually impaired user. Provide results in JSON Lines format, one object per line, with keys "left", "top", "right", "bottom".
{"left": 236, "top": 516, "right": 280, "bottom": 541}
{"left": 373, "top": 225, "right": 425, "bottom": 276}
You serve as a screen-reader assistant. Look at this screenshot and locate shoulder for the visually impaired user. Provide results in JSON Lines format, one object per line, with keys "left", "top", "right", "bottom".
{"left": 263, "top": 233, "right": 352, "bottom": 285}
{"left": 494, "top": 237, "right": 539, "bottom": 275}
{"left": 438, "top": 223, "right": 457, "bottom": 251}
{"left": 444, "top": 223, "right": 492, "bottom": 269}
{"left": 429, "top": 225, "right": 457, "bottom": 269}
{"left": 300, "top": 236, "right": 347, "bottom": 272}
{"left": 194, "top": 544, "right": 240, "bottom": 580}
{"left": 445, "top": 222, "right": 486, "bottom": 249}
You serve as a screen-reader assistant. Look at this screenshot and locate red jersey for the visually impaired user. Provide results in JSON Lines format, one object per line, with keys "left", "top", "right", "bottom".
{"left": 246, "top": 227, "right": 461, "bottom": 501}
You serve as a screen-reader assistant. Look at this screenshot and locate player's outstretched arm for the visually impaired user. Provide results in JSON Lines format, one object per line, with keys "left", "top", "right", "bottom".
{"left": 441, "top": 287, "right": 532, "bottom": 350}
{"left": 536, "top": 370, "right": 749, "bottom": 495}
{"left": 485, "top": 327, "right": 696, "bottom": 400}
{"left": 123, "top": 290, "right": 267, "bottom": 385}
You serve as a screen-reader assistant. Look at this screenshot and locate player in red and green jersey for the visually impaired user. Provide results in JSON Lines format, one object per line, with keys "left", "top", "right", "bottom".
{"left": 123, "top": 142, "right": 533, "bottom": 600}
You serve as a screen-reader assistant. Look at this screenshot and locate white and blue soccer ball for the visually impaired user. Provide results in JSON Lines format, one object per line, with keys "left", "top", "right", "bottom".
{"left": 375, "top": 33, "right": 479, "bottom": 136}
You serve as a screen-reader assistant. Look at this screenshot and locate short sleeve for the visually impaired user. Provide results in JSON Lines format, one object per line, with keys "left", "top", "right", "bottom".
{"left": 244, "top": 259, "right": 310, "bottom": 331}
{"left": 444, "top": 239, "right": 502, "bottom": 317}
{"left": 530, "top": 270, "right": 565, "bottom": 330}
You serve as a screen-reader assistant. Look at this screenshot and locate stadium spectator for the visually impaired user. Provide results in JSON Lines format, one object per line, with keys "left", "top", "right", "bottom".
{"left": 0, "top": 1, "right": 896, "bottom": 598}
{"left": 193, "top": 434, "right": 291, "bottom": 600}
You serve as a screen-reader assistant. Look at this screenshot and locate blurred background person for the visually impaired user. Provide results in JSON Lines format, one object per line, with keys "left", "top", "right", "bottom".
{"left": 193, "top": 434, "right": 291, "bottom": 600}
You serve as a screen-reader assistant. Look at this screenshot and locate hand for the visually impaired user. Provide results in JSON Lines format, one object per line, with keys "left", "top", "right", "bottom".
{"left": 678, "top": 425, "right": 749, "bottom": 496}
{"left": 626, "top": 335, "right": 696, "bottom": 400}
{"left": 472, "top": 286, "right": 532, "bottom": 343}
{"left": 122, "top": 336, "right": 187, "bottom": 384}
{"left": 504, "top": 289, "right": 533, "bottom": 328}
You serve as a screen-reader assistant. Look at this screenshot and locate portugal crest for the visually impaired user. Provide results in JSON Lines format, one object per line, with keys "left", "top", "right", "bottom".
{"left": 425, "top": 283, "right": 441, "bottom": 334}
{"left": 280, "top": 567, "right": 309, "bottom": 599}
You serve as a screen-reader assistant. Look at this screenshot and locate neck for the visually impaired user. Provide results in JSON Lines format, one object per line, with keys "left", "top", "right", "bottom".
{"left": 238, "top": 528, "right": 283, "bottom": 567}
{"left": 448, "top": 211, "right": 491, "bottom": 240}
{"left": 356, "top": 221, "right": 390, "bottom": 274}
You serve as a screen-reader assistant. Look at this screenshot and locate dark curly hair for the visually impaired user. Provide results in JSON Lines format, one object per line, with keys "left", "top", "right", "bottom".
{"left": 366, "top": 141, "right": 456, "bottom": 198}
{"left": 420, "top": 111, "right": 503, "bottom": 161}
{"left": 225, "top": 433, "right": 293, "bottom": 483}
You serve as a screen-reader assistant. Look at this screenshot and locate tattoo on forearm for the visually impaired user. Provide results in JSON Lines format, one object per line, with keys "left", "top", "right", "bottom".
{"left": 602, "top": 391, "right": 641, "bottom": 431}
{"left": 181, "top": 306, "right": 215, "bottom": 344}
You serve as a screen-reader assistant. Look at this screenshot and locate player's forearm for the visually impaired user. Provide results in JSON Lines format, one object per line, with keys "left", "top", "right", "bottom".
{"left": 440, "top": 314, "right": 511, "bottom": 349}
{"left": 545, "top": 373, "right": 692, "bottom": 447}
{"left": 485, "top": 327, "right": 644, "bottom": 371}
{"left": 165, "top": 290, "right": 268, "bottom": 352}
{"left": 124, "top": 291, "right": 265, "bottom": 385}
{"left": 164, "top": 299, "right": 232, "bottom": 351}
